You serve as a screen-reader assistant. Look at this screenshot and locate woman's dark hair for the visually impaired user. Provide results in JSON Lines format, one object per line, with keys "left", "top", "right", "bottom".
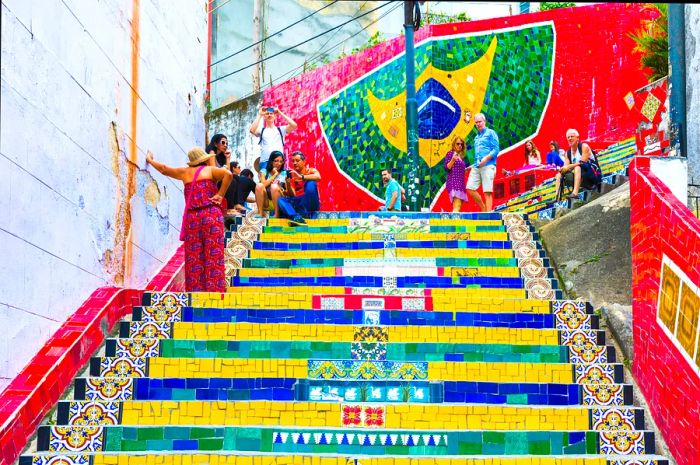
{"left": 266, "top": 151, "right": 285, "bottom": 173}
{"left": 205, "top": 134, "right": 227, "bottom": 154}
{"left": 205, "top": 134, "right": 228, "bottom": 167}
{"left": 230, "top": 161, "right": 240, "bottom": 169}
{"left": 549, "top": 140, "right": 560, "bottom": 152}
{"left": 240, "top": 169, "right": 254, "bottom": 178}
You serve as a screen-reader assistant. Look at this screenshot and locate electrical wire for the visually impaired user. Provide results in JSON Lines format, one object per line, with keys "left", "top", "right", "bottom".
{"left": 218, "top": 1, "right": 400, "bottom": 104}
{"left": 210, "top": 0, "right": 339, "bottom": 68}
{"left": 209, "top": 1, "right": 392, "bottom": 85}
{"left": 302, "top": 1, "right": 369, "bottom": 68}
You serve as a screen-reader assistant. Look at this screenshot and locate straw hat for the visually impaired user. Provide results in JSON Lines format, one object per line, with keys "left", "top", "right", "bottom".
{"left": 187, "top": 147, "right": 215, "bottom": 166}
{"left": 253, "top": 157, "right": 261, "bottom": 173}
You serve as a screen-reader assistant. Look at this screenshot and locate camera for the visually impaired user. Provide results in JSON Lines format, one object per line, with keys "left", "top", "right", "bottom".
{"left": 266, "top": 106, "right": 275, "bottom": 113}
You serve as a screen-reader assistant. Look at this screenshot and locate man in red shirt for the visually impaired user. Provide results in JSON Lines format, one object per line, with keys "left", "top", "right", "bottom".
{"left": 278, "top": 151, "right": 322, "bottom": 226}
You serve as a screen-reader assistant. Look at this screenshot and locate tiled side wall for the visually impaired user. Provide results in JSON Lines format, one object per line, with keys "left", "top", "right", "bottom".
{"left": 0, "top": 247, "right": 185, "bottom": 464}
{"left": 630, "top": 157, "right": 700, "bottom": 465}
{"left": 209, "top": 3, "right": 652, "bottom": 212}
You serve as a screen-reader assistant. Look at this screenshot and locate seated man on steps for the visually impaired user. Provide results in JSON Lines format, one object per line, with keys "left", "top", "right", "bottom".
{"left": 554, "top": 128, "right": 602, "bottom": 201}
{"left": 277, "top": 151, "right": 321, "bottom": 226}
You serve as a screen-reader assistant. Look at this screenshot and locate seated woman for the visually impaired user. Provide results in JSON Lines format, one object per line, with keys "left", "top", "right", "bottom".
{"left": 254, "top": 150, "right": 287, "bottom": 218}
{"left": 205, "top": 133, "right": 231, "bottom": 169}
{"left": 503, "top": 139, "right": 542, "bottom": 176}
{"left": 545, "top": 141, "right": 566, "bottom": 169}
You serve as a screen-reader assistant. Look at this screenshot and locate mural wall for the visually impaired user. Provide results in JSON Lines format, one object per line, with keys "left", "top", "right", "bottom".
{"left": 210, "top": 3, "right": 652, "bottom": 212}
{"left": 630, "top": 157, "right": 700, "bottom": 465}
{"left": 0, "top": 0, "right": 207, "bottom": 390}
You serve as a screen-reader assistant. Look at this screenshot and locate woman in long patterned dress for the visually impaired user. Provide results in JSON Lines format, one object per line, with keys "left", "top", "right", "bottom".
{"left": 147, "top": 148, "right": 232, "bottom": 292}
{"left": 443, "top": 136, "right": 469, "bottom": 212}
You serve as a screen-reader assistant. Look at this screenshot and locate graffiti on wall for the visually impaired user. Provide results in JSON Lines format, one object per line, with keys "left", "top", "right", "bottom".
{"left": 211, "top": 3, "right": 652, "bottom": 211}
{"left": 318, "top": 24, "right": 554, "bottom": 209}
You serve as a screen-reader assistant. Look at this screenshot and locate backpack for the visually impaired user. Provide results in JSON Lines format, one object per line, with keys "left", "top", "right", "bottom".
{"left": 567, "top": 142, "right": 602, "bottom": 185}
{"left": 259, "top": 126, "right": 284, "bottom": 146}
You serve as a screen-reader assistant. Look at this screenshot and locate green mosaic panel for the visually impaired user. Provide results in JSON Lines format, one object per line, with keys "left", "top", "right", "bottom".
{"left": 102, "top": 427, "right": 600, "bottom": 455}
{"left": 318, "top": 25, "right": 554, "bottom": 209}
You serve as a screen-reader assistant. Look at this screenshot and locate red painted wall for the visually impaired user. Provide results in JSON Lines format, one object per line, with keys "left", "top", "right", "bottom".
{"left": 260, "top": 3, "right": 652, "bottom": 212}
{"left": 630, "top": 157, "right": 700, "bottom": 465}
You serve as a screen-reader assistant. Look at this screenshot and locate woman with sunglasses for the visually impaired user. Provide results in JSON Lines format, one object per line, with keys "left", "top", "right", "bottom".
{"left": 254, "top": 150, "right": 287, "bottom": 218}
{"left": 443, "top": 136, "right": 469, "bottom": 212}
{"left": 205, "top": 134, "right": 231, "bottom": 169}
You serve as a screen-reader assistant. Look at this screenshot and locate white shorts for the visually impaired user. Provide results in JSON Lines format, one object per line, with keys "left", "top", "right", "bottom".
{"left": 467, "top": 164, "right": 497, "bottom": 192}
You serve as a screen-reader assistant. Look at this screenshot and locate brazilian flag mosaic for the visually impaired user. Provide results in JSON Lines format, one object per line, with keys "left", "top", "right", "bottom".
{"left": 319, "top": 23, "right": 555, "bottom": 209}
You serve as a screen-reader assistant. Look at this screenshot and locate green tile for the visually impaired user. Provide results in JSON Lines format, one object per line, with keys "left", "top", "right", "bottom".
{"left": 199, "top": 438, "right": 225, "bottom": 450}
{"left": 137, "top": 427, "right": 164, "bottom": 440}
{"left": 506, "top": 393, "right": 529, "bottom": 404}
{"left": 121, "top": 440, "right": 148, "bottom": 451}
{"left": 104, "top": 426, "right": 123, "bottom": 452}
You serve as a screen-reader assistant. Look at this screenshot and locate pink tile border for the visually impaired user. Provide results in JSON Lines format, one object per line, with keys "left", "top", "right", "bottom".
{"left": 0, "top": 245, "right": 184, "bottom": 464}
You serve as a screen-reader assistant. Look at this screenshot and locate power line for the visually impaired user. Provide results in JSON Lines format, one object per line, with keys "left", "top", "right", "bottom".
{"left": 302, "top": 1, "right": 369, "bottom": 68}
{"left": 210, "top": 0, "right": 339, "bottom": 68}
{"left": 209, "top": 1, "right": 392, "bottom": 85}
{"left": 220, "top": 1, "right": 400, "bottom": 105}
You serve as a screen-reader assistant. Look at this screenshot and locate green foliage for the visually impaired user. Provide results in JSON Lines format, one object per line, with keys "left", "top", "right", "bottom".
{"left": 627, "top": 3, "right": 668, "bottom": 82}
{"left": 539, "top": 2, "right": 576, "bottom": 11}
{"left": 420, "top": 11, "right": 471, "bottom": 27}
{"left": 350, "top": 30, "right": 386, "bottom": 55}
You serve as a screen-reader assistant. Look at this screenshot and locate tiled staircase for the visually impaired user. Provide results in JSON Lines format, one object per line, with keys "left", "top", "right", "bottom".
{"left": 20, "top": 211, "right": 669, "bottom": 465}
{"left": 496, "top": 137, "right": 636, "bottom": 220}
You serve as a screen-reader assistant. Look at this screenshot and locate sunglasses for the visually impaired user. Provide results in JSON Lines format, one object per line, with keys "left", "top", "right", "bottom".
{"left": 456, "top": 142, "right": 464, "bottom": 146}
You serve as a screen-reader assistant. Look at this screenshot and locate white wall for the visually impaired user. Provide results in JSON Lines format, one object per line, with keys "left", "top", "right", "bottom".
{"left": 0, "top": 0, "right": 207, "bottom": 391}
{"left": 686, "top": 5, "right": 700, "bottom": 186}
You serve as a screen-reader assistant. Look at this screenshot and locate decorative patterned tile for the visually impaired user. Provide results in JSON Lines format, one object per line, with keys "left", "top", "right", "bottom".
{"left": 599, "top": 430, "right": 646, "bottom": 455}
{"left": 29, "top": 455, "right": 90, "bottom": 465}
{"left": 402, "top": 298, "right": 426, "bottom": 310}
{"left": 519, "top": 257, "right": 547, "bottom": 279}
{"left": 553, "top": 301, "right": 591, "bottom": 330}
{"left": 525, "top": 277, "right": 555, "bottom": 300}
{"left": 66, "top": 401, "right": 120, "bottom": 426}
{"left": 341, "top": 404, "right": 386, "bottom": 428}
{"left": 591, "top": 408, "right": 637, "bottom": 431}
{"left": 320, "top": 297, "right": 344, "bottom": 310}
{"left": 142, "top": 292, "right": 187, "bottom": 322}
{"left": 48, "top": 426, "right": 104, "bottom": 452}
{"left": 561, "top": 330, "right": 598, "bottom": 346}
{"left": 351, "top": 342, "right": 387, "bottom": 361}
{"left": 98, "top": 357, "right": 147, "bottom": 378}
{"left": 582, "top": 383, "right": 626, "bottom": 406}
{"left": 354, "top": 326, "right": 388, "bottom": 343}
{"left": 114, "top": 338, "right": 160, "bottom": 358}
{"left": 362, "top": 298, "right": 385, "bottom": 310}
{"left": 569, "top": 343, "right": 607, "bottom": 364}
{"left": 575, "top": 364, "right": 617, "bottom": 384}
{"left": 363, "top": 310, "right": 381, "bottom": 326}
{"left": 308, "top": 360, "right": 428, "bottom": 380}
{"left": 127, "top": 321, "right": 171, "bottom": 339}
{"left": 382, "top": 276, "right": 397, "bottom": 288}
{"left": 85, "top": 377, "right": 134, "bottom": 401}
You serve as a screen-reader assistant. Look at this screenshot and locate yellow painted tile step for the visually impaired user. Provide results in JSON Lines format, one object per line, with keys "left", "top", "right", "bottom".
{"left": 237, "top": 267, "right": 522, "bottom": 278}
{"left": 94, "top": 455, "right": 608, "bottom": 465}
{"left": 146, "top": 359, "right": 575, "bottom": 384}
{"left": 119, "top": 400, "right": 594, "bottom": 430}
{"left": 248, "top": 249, "right": 515, "bottom": 260}
{"left": 221, "top": 288, "right": 528, "bottom": 301}
{"left": 172, "top": 323, "right": 560, "bottom": 345}
{"left": 190, "top": 292, "right": 545, "bottom": 312}
{"left": 258, "top": 232, "right": 509, "bottom": 243}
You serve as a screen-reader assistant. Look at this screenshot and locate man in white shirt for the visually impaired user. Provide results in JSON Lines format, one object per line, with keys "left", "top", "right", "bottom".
{"left": 249, "top": 105, "right": 298, "bottom": 169}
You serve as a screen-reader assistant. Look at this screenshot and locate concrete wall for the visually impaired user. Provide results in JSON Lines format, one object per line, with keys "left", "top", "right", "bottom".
{"left": 686, "top": 5, "right": 700, "bottom": 186}
{"left": 0, "top": 0, "right": 207, "bottom": 391}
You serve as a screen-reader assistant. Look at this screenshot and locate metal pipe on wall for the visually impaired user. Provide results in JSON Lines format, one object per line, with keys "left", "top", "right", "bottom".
{"left": 668, "top": 4, "right": 687, "bottom": 158}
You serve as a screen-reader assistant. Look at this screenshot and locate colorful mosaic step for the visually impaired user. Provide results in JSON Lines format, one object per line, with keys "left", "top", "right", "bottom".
{"left": 136, "top": 292, "right": 577, "bottom": 314}
{"left": 19, "top": 212, "right": 670, "bottom": 465}
{"left": 18, "top": 455, "right": 672, "bottom": 465}
{"left": 124, "top": 307, "right": 596, "bottom": 329}
{"left": 73, "top": 376, "right": 634, "bottom": 406}
{"left": 33, "top": 424, "right": 656, "bottom": 455}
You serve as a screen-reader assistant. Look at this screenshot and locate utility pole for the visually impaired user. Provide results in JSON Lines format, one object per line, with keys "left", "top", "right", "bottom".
{"left": 404, "top": 1, "right": 419, "bottom": 211}
{"left": 252, "top": 0, "right": 261, "bottom": 93}
{"left": 668, "top": 4, "right": 687, "bottom": 159}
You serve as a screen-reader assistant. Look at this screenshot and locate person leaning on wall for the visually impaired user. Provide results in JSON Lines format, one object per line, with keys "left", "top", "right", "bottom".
{"left": 146, "top": 148, "right": 232, "bottom": 293}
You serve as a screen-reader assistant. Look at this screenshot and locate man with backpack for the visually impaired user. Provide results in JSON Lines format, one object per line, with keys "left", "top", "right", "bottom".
{"left": 248, "top": 104, "right": 298, "bottom": 171}
{"left": 554, "top": 128, "right": 602, "bottom": 200}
